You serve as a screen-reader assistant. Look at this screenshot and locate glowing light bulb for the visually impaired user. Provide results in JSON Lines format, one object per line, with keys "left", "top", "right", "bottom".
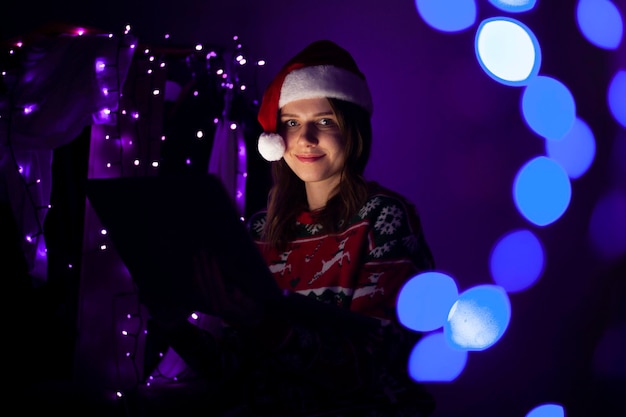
{"left": 95, "top": 60, "right": 106, "bottom": 72}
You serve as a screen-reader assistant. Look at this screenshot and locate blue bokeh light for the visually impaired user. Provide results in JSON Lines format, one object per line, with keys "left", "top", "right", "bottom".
{"left": 415, "top": 0, "right": 477, "bottom": 33}
{"left": 475, "top": 17, "right": 541, "bottom": 86}
{"left": 513, "top": 156, "right": 572, "bottom": 227}
{"left": 526, "top": 403, "right": 566, "bottom": 417}
{"left": 545, "top": 117, "right": 596, "bottom": 179}
{"left": 490, "top": 229, "right": 545, "bottom": 293}
{"left": 397, "top": 271, "right": 459, "bottom": 332}
{"left": 521, "top": 75, "right": 576, "bottom": 140}
{"left": 408, "top": 331, "right": 468, "bottom": 382}
{"left": 607, "top": 69, "right": 626, "bottom": 128}
{"left": 489, "top": 0, "right": 537, "bottom": 13}
{"left": 576, "top": 0, "right": 624, "bottom": 50}
{"left": 488, "top": 0, "right": 537, "bottom": 13}
{"left": 444, "top": 284, "right": 511, "bottom": 351}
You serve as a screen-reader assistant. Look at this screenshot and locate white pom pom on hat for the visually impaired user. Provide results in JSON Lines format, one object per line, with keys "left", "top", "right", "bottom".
{"left": 256, "top": 40, "right": 373, "bottom": 162}
{"left": 257, "top": 132, "right": 286, "bottom": 162}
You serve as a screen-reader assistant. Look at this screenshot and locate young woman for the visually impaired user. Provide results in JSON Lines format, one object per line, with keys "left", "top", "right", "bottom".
{"left": 192, "top": 40, "right": 436, "bottom": 416}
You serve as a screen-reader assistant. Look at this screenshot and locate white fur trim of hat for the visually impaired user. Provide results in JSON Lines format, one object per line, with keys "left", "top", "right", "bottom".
{"left": 279, "top": 65, "right": 373, "bottom": 113}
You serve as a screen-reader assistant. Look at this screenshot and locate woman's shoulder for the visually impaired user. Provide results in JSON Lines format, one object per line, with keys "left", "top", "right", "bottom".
{"left": 361, "top": 182, "right": 434, "bottom": 267}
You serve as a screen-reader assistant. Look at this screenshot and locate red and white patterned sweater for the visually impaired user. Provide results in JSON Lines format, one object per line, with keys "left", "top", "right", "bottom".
{"left": 248, "top": 181, "right": 434, "bottom": 325}
{"left": 233, "top": 182, "right": 436, "bottom": 416}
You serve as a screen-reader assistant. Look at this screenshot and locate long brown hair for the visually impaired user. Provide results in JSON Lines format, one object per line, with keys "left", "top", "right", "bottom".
{"left": 262, "top": 98, "right": 372, "bottom": 251}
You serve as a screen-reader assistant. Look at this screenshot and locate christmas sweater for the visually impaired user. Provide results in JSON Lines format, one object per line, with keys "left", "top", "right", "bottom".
{"left": 248, "top": 181, "right": 434, "bottom": 323}
{"left": 221, "top": 182, "right": 436, "bottom": 416}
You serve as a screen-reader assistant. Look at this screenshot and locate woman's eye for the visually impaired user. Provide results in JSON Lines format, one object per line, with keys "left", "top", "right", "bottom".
{"left": 318, "top": 118, "right": 333, "bottom": 126}
{"left": 284, "top": 120, "right": 298, "bottom": 127}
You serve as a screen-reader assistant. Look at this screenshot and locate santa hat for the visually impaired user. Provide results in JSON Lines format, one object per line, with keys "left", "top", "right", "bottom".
{"left": 257, "top": 40, "right": 373, "bottom": 161}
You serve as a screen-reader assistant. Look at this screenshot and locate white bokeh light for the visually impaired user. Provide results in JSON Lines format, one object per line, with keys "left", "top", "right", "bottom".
{"left": 475, "top": 17, "right": 540, "bottom": 86}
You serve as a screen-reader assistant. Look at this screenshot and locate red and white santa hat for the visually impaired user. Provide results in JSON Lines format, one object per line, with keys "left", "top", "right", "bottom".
{"left": 256, "top": 40, "right": 373, "bottom": 161}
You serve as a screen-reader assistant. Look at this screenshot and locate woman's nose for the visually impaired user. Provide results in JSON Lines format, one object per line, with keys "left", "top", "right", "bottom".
{"left": 298, "top": 123, "right": 318, "bottom": 146}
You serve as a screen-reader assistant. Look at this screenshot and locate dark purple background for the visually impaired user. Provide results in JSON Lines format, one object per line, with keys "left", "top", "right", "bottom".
{"left": 3, "top": 1, "right": 625, "bottom": 416}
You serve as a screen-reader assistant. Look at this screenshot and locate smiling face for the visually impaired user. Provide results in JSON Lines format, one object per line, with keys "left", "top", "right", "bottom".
{"left": 279, "top": 97, "right": 347, "bottom": 207}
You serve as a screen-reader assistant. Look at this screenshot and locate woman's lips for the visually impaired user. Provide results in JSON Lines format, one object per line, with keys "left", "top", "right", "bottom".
{"left": 296, "top": 154, "right": 324, "bottom": 162}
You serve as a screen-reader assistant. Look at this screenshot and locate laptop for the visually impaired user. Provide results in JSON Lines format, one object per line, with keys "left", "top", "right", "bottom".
{"left": 85, "top": 173, "right": 378, "bottom": 334}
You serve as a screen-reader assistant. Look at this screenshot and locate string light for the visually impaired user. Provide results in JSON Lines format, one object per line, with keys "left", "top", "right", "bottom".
{"left": 2, "top": 22, "right": 267, "bottom": 399}
{"left": 25, "top": 232, "right": 42, "bottom": 243}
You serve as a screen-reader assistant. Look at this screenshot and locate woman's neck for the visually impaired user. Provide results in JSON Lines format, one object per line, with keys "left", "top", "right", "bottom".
{"left": 305, "top": 179, "right": 339, "bottom": 211}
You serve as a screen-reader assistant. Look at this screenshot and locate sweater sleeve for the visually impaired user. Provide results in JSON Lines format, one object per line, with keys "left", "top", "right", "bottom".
{"left": 350, "top": 192, "right": 434, "bottom": 322}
